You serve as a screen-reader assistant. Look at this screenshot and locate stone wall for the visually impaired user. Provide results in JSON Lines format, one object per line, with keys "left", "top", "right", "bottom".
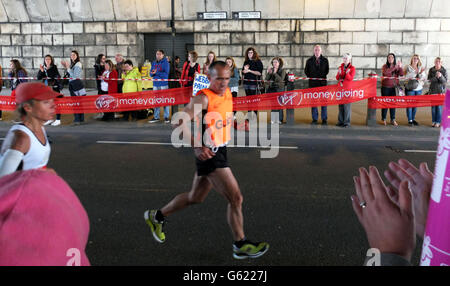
{"left": 0, "top": 0, "right": 449, "bottom": 87}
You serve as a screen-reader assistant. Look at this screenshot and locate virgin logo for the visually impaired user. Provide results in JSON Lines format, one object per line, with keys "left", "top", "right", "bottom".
{"left": 95, "top": 95, "right": 118, "bottom": 110}
{"left": 277, "top": 92, "right": 302, "bottom": 106}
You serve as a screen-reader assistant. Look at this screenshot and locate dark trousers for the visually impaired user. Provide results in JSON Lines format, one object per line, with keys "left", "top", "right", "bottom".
{"left": 267, "top": 87, "right": 284, "bottom": 122}
{"left": 338, "top": 104, "right": 352, "bottom": 125}
{"left": 98, "top": 90, "right": 114, "bottom": 120}
{"left": 245, "top": 88, "right": 258, "bottom": 117}
{"left": 381, "top": 86, "right": 396, "bottom": 121}
{"left": 69, "top": 88, "right": 85, "bottom": 122}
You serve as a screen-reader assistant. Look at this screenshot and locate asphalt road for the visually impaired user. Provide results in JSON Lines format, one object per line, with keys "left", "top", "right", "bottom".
{"left": 0, "top": 121, "right": 440, "bottom": 266}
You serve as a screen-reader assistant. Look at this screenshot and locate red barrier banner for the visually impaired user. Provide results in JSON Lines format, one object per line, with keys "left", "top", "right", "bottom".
{"left": 368, "top": 94, "right": 445, "bottom": 109}
{"left": 0, "top": 78, "right": 377, "bottom": 113}
{"left": 0, "top": 87, "right": 192, "bottom": 114}
{"left": 233, "top": 78, "right": 377, "bottom": 111}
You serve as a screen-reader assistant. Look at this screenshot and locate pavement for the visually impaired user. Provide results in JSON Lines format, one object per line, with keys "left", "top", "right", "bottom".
{"left": 0, "top": 120, "right": 439, "bottom": 266}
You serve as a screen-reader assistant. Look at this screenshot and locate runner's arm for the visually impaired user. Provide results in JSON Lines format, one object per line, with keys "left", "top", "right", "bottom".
{"left": 179, "top": 93, "right": 208, "bottom": 147}
{"left": 0, "top": 131, "right": 30, "bottom": 177}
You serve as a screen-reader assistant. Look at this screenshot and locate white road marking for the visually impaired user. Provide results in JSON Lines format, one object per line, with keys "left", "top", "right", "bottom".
{"left": 404, "top": 150, "right": 436, "bottom": 153}
{"left": 96, "top": 141, "right": 298, "bottom": 149}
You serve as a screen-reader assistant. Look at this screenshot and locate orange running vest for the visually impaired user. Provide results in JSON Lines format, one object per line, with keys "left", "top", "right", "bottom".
{"left": 201, "top": 88, "right": 233, "bottom": 147}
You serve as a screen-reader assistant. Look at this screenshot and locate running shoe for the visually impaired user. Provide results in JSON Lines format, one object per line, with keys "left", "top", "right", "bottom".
{"left": 233, "top": 240, "right": 269, "bottom": 259}
{"left": 144, "top": 210, "right": 166, "bottom": 243}
{"left": 149, "top": 118, "right": 160, "bottom": 123}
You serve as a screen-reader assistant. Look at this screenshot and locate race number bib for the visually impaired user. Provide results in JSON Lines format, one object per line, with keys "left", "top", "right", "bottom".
{"left": 192, "top": 74, "right": 210, "bottom": 96}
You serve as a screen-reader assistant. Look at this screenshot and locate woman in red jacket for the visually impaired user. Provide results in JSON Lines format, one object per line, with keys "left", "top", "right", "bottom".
{"left": 336, "top": 53, "right": 356, "bottom": 128}
{"left": 100, "top": 60, "right": 118, "bottom": 121}
{"left": 180, "top": 51, "right": 201, "bottom": 87}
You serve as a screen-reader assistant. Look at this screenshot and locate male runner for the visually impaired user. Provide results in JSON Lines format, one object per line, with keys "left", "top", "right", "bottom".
{"left": 144, "top": 61, "right": 269, "bottom": 259}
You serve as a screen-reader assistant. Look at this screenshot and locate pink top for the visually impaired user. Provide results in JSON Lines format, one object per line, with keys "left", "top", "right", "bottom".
{"left": 0, "top": 170, "right": 90, "bottom": 266}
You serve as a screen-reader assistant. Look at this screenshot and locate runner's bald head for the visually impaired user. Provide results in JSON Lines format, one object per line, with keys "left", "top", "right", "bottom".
{"left": 207, "top": 61, "right": 230, "bottom": 95}
{"left": 208, "top": 61, "right": 228, "bottom": 78}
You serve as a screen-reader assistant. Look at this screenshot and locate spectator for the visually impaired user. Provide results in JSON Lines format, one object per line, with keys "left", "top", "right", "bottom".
{"left": 352, "top": 166, "right": 415, "bottom": 266}
{"left": 99, "top": 60, "right": 118, "bottom": 121}
{"left": 203, "top": 51, "right": 217, "bottom": 75}
{"left": 0, "top": 83, "right": 58, "bottom": 178}
{"left": 304, "top": 45, "right": 330, "bottom": 125}
{"left": 121, "top": 60, "right": 142, "bottom": 121}
{"left": 0, "top": 63, "right": 3, "bottom": 121}
{"left": 0, "top": 169, "right": 90, "bottom": 266}
{"left": 149, "top": 50, "right": 171, "bottom": 124}
{"left": 404, "top": 54, "right": 427, "bottom": 126}
{"left": 8, "top": 59, "right": 28, "bottom": 92}
{"left": 115, "top": 54, "right": 125, "bottom": 93}
{"left": 381, "top": 53, "right": 403, "bottom": 126}
{"left": 336, "top": 53, "right": 356, "bottom": 128}
{"left": 428, "top": 57, "right": 448, "bottom": 128}
{"left": 94, "top": 54, "right": 106, "bottom": 95}
{"left": 61, "top": 51, "right": 86, "bottom": 125}
{"left": 180, "top": 51, "right": 200, "bottom": 87}
{"left": 266, "top": 57, "right": 286, "bottom": 124}
{"left": 242, "top": 47, "right": 264, "bottom": 120}
{"left": 141, "top": 60, "right": 153, "bottom": 90}
{"left": 169, "top": 56, "right": 182, "bottom": 89}
{"left": 226, "top": 57, "right": 240, "bottom": 98}
{"left": 37, "top": 54, "right": 62, "bottom": 127}
{"left": 352, "top": 159, "right": 434, "bottom": 266}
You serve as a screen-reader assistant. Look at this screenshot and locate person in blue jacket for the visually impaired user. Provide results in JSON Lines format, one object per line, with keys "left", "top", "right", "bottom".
{"left": 149, "top": 50, "right": 171, "bottom": 123}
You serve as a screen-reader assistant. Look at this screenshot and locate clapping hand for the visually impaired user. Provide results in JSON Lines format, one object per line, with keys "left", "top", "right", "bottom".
{"left": 383, "top": 159, "right": 433, "bottom": 239}
{"left": 352, "top": 166, "right": 416, "bottom": 261}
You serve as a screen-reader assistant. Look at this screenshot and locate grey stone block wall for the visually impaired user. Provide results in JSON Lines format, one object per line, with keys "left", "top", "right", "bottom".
{"left": 0, "top": 0, "right": 449, "bottom": 88}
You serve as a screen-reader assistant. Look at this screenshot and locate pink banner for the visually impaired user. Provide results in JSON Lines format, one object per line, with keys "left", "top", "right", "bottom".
{"left": 421, "top": 89, "right": 450, "bottom": 266}
{"left": 368, "top": 94, "right": 445, "bottom": 109}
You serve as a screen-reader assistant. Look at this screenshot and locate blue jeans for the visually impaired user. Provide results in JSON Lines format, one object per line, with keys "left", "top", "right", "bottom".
{"left": 406, "top": 89, "right": 422, "bottom": 122}
{"left": 432, "top": 105, "right": 442, "bottom": 124}
{"left": 381, "top": 87, "right": 396, "bottom": 121}
{"left": 153, "top": 85, "right": 170, "bottom": 120}
{"left": 311, "top": 106, "right": 328, "bottom": 121}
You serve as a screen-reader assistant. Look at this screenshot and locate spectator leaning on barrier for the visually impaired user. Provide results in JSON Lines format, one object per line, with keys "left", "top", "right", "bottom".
{"left": 203, "top": 51, "right": 217, "bottom": 75}
{"left": 304, "top": 45, "right": 330, "bottom": 125}
{"left": 381, "top": 53, "right": 404, "bottom": 126}
{"left": 149, "top": 50, "right": 171, "bottom": 124}
{"left": 428, "top": 57, "right": 448, "bottom": 128}
{"left": 99, "top": 60, "right": 118, "bottom": 122}
{"left": 266, "top": 57, "right": 286, "bottom": 124}
{"left": 37, "top": 54, "right": 62, "bottom": 127}
{"left": 180, "top": 51, "right": 200, "bottom": 87}
{"left": 336, "top": 53, "right": 356, "bottom": 128}
{"left": 404, "top": 54, "right": 427, "bottom": 127}
{"left": 121, "top": 60, "right": 142, "bottom": 121}
{"left": 61, "top": 50, "right": 86, "bottom": 126}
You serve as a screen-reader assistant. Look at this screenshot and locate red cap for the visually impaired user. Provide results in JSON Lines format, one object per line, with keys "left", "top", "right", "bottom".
{"left": 15, "top": 82, "right": 61, "bottom": 104}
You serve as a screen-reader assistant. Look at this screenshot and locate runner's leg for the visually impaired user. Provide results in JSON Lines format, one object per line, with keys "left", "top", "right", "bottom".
{"left": 160, "top": 172, "right": 212, "bottom": 217}
{"left": 207, "top": 167, "right": 245, "bottom": 241}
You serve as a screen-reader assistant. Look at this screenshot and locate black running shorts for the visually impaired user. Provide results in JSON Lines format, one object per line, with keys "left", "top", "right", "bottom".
{"left": 195, "top": 146, "right": 229, "bottom": 176}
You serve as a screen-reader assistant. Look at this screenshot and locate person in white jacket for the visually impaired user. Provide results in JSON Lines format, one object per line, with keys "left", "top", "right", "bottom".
{"left": 404, "top": 54, "right": 427, "bottom": 126}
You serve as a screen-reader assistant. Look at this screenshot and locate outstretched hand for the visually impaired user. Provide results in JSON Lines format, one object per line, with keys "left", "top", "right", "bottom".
{"left": 384, "top": 159, "right": 433, "bottom": 239}
{"left": 351, "top": 166, "right": 416, "bottom": 261}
